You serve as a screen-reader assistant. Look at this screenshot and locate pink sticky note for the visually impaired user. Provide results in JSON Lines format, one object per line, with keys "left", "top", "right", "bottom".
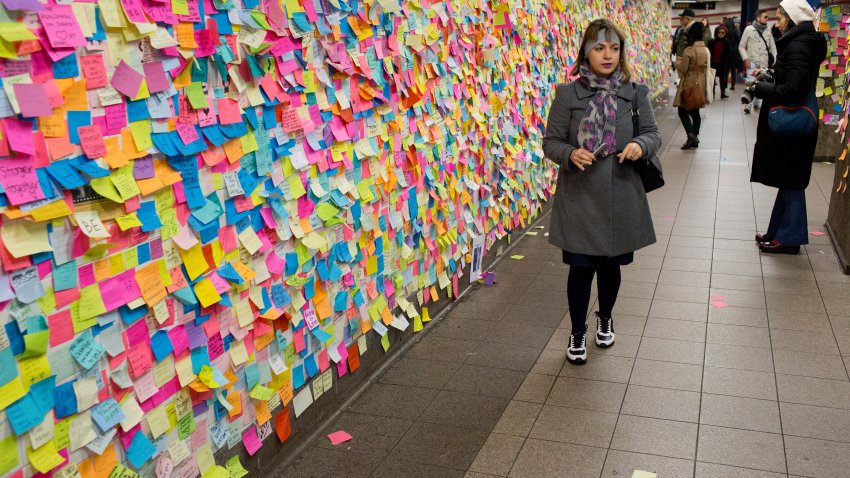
{"left": 119, "top": 0, "right": 148, "bottom": 23}
{"left": 216, "top": 98, "right": 241, "bottom": 124}
{"left": 142, "top": 62, "right": 170, "bottom": 93}
{"left": 111, "top": 60, "right": 144, "bottom": 99}
{"left": 3, "top": 118, "right": 36, "bottom": 156}
{"left": 710, "top": 301, "right": 728, "bottom": 308}
{"left": 80, "top": 54, "right": 108, "bottom": 89}
{"left": 78, "top": 125, "right": 107, "bottom": 158}
{"left": 13, "top": 84, "right": 52, "bottom": 117}
{"left": 38, "top": 5, "right": 87, "bottom": 48}
{"left": 0, "top": 157, "right": 44, "bottom": 205}
{"left": 176, "top": 122, "right": 200, "bottom": 145}
{"left": 809, "top": 231, "right": 826, "bottom": 237}
{"left": 327, "top": 431, "right": 352, "bottom": 445}
{"left": 243, "top": 427, "right": 262, "bottom": 456}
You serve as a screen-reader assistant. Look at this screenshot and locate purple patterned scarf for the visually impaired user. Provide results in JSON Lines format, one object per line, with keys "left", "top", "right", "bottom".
{"left": 577, "top": 62, "right": 626, "bottom": 157}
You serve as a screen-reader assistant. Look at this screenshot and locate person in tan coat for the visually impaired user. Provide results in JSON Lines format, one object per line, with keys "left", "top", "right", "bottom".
{"left": 674, "top": 22, "right": 709, "bottom": 149}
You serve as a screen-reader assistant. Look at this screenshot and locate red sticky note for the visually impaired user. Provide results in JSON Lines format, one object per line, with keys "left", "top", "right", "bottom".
{"left": 809, "top": 231, "right": 826, "bottom": 237}
{"left": 327, "top": 431, "right": 352, "bottom": 445}
{"left": 78, "top": 125, "right": 107, "bottom": 158}
{"left": 274, "top": 407, "right": 291, "bottom": 443}
{"left": 80, "top": 54, "right": 108, "bottom": 89}
{"left": 13, "top": 83, "right": 52, "bottom": 117}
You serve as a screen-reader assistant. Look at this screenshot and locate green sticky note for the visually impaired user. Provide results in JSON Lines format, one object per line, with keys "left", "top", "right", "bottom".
{"left": 0, "top": 435, "right": 18, "bottom": 475}
{"left": 249, "top": 385, "right": 275, "bottom": 401}
{"left": 79, "top": 284, "right": 107, "bottom": 321}
{"left": 289, "top": 175, "right": 306, "bottom": 199}
{"left": 357, "top": 179, "right": 375, "bottom": 202}
{"left": 510, "top": 255, "right": 525, "bottom": 260}
{"left": 129, "top": 120, "right": 153, "bottom": 151}
{"left": 21, "top": 330, "right": 49, "bottom": 358}
{"left": 380, "top": 333, "right": 390, "bottom": 352}
{"left": 225, "top": 456, "right": 249, "bottom": 478}
{"left": 316, "top": 203, "right": 340, "bottom": 222}
{"left": 185, "top": 82, "right": 209, "bottom": 109}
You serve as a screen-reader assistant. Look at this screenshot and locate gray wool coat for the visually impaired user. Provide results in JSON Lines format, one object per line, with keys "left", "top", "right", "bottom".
{"left": 543, "top": 81, "right": 662, "bottom": 257}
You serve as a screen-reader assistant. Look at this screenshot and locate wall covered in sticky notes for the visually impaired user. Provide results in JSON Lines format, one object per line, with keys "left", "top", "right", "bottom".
{"left": 0, "top": 0, "right": 670, "bottom": 476}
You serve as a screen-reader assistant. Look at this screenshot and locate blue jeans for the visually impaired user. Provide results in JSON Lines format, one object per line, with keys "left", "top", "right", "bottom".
{"left": 766, "top": 189, "right": 808, "bottom": 245}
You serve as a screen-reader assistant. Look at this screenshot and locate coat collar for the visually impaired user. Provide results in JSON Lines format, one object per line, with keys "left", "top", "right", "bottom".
{"left": 776, "top": 21, "right": 816, "bottom": 48}
{"left": 574, "top": 79, "right": 634, "bottom": 101}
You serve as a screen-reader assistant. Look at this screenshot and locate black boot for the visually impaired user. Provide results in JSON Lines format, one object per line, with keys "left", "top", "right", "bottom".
{"left": 691, "top": 134, "right": 700, "bottom": 148}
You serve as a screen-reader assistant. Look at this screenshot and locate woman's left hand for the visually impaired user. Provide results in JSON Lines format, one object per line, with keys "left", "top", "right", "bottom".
{"left": 617, "top": 142, "right": 644, "bottom": 163}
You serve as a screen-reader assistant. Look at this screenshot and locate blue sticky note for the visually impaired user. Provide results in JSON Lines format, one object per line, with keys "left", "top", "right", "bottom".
{"left": 53, "top": 53, "right": 79, "bottom": 79}
{"left": 7, "top": 393, "right": 43, "bottom": 435}
{"left": 244, "top": 363, "right": 259, "bottom": 390}
{"left": 91, "top": 398, "right": 125, "bottom": 433}
{"left": 53, "top": 260, "right": 78, "bottom": 291}
{"left": 126, "top": 431, "right": 157, "bottom": 469}
{"left": 291, "top": 364, "right": 305, "bottom": 389}
{"left": 29, "top": 376, "right": 55, "bottom": 415}
{"left": 69, "top": 331, "right": 105, "bottom": 369}
{"left": 334, "top": 292, "right": 348, "bottom": 312}
{"left": 303, "top": 354, "right": 318, "bottom": 378}
{"left": 136, "top": 242, "right": 151, "bottom": 264}
{"left": 150, "top": 331, "right": 173, "bottom": 362}
{"left": 311, "top": 327, "right": 332, "bottom": 343}
{"left": 54, "top": 381, "right": 78, "bottom": 418}
{"left": 137, "top": 202, "right": 163, "bottom": 232}
{"left": 216, "top": 263, "right": 243, "bottom": 284}
{"left": 270, "top": 283, "right": 290, "bottom": 308}
{"left": 191, "top": 347, "right": 210, "bottom": 374}
{"left": 0, "top": 347, "right": 17, "bottom": 385}
{"left": 5, "top": 320, "right": 23, "bottom": 355}
{"left": 67, "top": 111, "right": 91, "bottom": 144}
{"left": 46, "top": 159, "right": 88, "bottom": 189}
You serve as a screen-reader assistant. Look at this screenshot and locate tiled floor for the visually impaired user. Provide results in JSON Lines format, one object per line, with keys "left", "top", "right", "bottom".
{"left": 280, "top": 93, "right": 850, "bottom": 477}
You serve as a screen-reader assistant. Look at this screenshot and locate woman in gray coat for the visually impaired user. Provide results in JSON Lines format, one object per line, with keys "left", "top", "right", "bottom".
{"left": 543, "top": 19, "right": 662, "bottom": 365}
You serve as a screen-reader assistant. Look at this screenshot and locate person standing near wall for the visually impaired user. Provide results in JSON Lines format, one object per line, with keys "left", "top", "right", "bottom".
{"left": 673, "top": 8, "right": 713, "bottom": 60}
{"left": 747, "top": 0, "right": 827, "bottom": 254}
{"left": 674, "top": 22, "right": 709, "bottom": 150}
{"left": 724, "top": 17, "right": 742, "bottom": 90}
{"left": 542, "top": 19, "right": 662, "bottom": 365}
{"left": 739, "top": 9, "right": 778, "bottom": 113}
{"left": 709, "top": 24, "right": 733, "bottom": 99}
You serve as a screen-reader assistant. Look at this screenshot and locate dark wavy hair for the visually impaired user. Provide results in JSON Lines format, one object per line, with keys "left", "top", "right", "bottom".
{"left": 570, "top": 19, "right": 632, "bottom": 82}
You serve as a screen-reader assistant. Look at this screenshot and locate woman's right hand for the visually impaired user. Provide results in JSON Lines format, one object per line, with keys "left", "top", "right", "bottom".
{"left": 570, "top": 148, "right": 596, "bottom": 171}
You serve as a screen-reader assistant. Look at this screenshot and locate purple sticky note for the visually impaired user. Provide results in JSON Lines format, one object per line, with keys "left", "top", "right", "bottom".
{"left": 142, "top": 62, "right": 170, "bottom": 93}
{"left": 133, "top": 157, "right": 155, "bottom": 179}
{"left": 484, "top": 272, "right": 496, "bottom": 286}
{"left": 14, "top": 84, "right": 53, "bottom": 117}
{"left": 0, "top": 0, "right": 43, "bottom": 11}
{"left": 110, "top": 60, "right": 144, "bottom": 98}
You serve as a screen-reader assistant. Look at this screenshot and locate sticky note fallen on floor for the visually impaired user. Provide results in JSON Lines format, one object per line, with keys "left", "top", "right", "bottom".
{"left": 632, "top": 471, "right": 657, "bottom": 478}
{"left": 327, "top": 431, "right": 352, "bottom": 445}
{"left": 510, "top": 255, "right": 524, "bottom": 260}
{"left": 710, "top": 301, "right": 728, "bottom": 308}
{"left": 810, "top": 231, "right": 825, "bottom": 236}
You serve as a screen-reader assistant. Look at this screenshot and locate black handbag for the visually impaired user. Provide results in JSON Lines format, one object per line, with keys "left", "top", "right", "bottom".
{"left": 630, "top": 83, "right": 665, "bottom": 193}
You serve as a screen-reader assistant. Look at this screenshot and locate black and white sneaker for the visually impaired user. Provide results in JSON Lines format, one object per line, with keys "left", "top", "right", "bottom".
{"left": 595, "top": 312, "right": 615, "bottom": 348}
{"left": 566, "top": 327, "right": 588, "bottom": 365}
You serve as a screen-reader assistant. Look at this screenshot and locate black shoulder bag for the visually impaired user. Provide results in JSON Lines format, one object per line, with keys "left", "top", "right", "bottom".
{"left": 631, "top": 83, "right": 665, "bottom": 193}
{"left": 757, "top": 30, "right": 775, "bottom": 67}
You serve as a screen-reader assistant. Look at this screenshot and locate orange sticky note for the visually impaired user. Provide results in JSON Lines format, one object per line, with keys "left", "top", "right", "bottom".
{"left": 135, "top": 261, "right": 166, "bottom": 305}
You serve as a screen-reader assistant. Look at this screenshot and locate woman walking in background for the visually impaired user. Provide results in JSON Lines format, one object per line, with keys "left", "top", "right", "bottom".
{"left": 709, "top": 25, "right": 733, "bottom": 99}
{"left": 542, "top": 19, "right": 662, "bottom": 365}
{"left": 747, "top": 0, "right": 827, "bottom": 254}
{"left": 674, "top": 22, "right": 709, "bottom": 149}
{"left": 724, "top": 18, "right": 742, "bottom": 90}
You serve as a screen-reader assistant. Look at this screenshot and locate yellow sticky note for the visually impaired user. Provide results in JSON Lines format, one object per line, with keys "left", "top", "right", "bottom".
{"left": 1, "top": 220, "right": 53, "bottom": 258}
{"left": 178, "top": 243, "right": 209, "bottom": 280}
{"left": 78, "top": 284, "right": 107, "bottom": 321}
{"left": 0, "top": 378, "right": 26, "bottom": 410}
{"left": 193, "top": 278, "right": 221, "bottom": 308}
{"left": 116, "top": 213, "right": 142, "bottom": 231}
{"left": 237, "top": 227, "right": 263, "bottom": 255}
{"left": 288, "top": 175, "right": 306, "bottom": 199}
{"left": 26, "top": 441, "right": 64, "bottom": 474}
{"left": 129, "top": 120, "right": 152, "bottom": 151}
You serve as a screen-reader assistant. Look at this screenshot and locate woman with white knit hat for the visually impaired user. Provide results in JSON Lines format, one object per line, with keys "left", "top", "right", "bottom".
{"left": 746, "top": 0, "right": 827, "bottom": 255}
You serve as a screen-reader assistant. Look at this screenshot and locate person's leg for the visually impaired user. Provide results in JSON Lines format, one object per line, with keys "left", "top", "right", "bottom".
{"left": 719, "top": 65, "right": 729, "bottom": 96}
{"left": 678, "top": 106, "right": 695, "bottom": 148}
{"left": 596, "top": 262, "right": 622, "bottom": 319}
{"left": 567, "top": 266, "right": 595, "bottom": 332}
{"left": 566, "top": 265, "right": 595, "bottom": 363}
{"left": 594, "top": 260, "right": 621, "bottom": 348}
{"left": 772, "top": 189, "right": 809, "bottom": 245}
{"left": 764, "top": 189, "right": 785, "bottom": 241}
{"left": 691, "top": 109, "right": 701, "bottom": 137}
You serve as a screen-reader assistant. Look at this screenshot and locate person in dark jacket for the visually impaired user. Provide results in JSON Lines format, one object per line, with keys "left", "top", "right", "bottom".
{"left": 543, "top": 19, "right": 661, "bottom": 365}
{"left": 724, "top": 17, "right": 742, "bottom": 90}
{"left": 747, "top": 0, "right": 827, "bottom": 254}
{"left": 709, "top": 25, "right": 733, "bottom": 99}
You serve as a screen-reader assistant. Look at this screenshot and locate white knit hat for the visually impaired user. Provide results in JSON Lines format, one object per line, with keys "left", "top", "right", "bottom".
{"left": 780, "top": 0, "right": 818, "bottom": 24}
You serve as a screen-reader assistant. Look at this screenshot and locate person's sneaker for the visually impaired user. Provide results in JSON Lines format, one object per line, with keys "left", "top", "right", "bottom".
{"left": 753, "top": 104, "right": 760, "bottom": 111}
{"left": 566, "top": 327, "right": 588, "bottom": 365}
{"left": 743, "top": 106, "right": 751, "bottom": 114}
{"left": 595, "top": 312, "right": 615, "bottom": 348}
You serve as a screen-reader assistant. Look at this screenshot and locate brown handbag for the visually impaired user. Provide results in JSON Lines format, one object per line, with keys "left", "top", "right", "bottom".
{"left": 681, "top": 80, "right": 706, "bottom": 110}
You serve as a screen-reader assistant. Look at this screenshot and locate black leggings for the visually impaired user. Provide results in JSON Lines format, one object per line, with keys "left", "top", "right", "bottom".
{"left": 568, "top": 263, "right": 622, "bottom": 332}
{"left": 678, "top": 106, "right": 701, "bottom": 137}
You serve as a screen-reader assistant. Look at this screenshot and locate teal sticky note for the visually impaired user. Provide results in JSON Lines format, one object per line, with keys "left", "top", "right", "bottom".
{"left": 29, "top": 376, "right": 55, "bottom": 415}
{"left": 69, "top": 331, "right": 106, "bottom": 369}
{"left": 7, "top": 393, "right": 43, "bottom": 435}
{"left": 311, "top": 327, "right": 331, "bottom": 343}
{"left": 0, "top": 347, "right": 17, "bottom": 385}
{"left": 244, "top": 363, "right": 259, "bottom": 391}
{"left": 292, "top": 364, "right": 305, "bottom": 389}
{"left": 126, "top": 431, "right": 156, "bottom": 469}
{"left": 53, "top": 260, "right": 78, "bottom": 291}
